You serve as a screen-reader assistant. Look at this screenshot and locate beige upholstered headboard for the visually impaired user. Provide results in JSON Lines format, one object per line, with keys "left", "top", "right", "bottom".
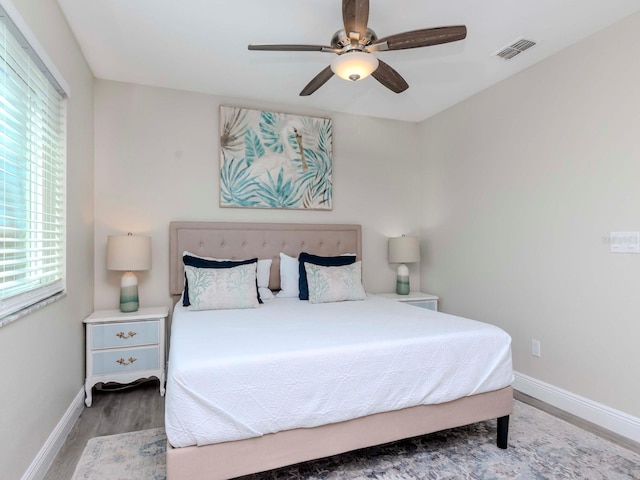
{"left": 169, "top": 222, "right": 362, "bottom": 296}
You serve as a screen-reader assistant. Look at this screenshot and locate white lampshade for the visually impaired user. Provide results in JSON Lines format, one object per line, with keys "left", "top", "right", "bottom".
{"left": 330, "top": 51, "right": 379, "bottom": 82}
{"left": 107, "top": 234, "right": 151, "bottom": 272}
{"left": 388, "top": 236, "right": 421, "bottom": 264}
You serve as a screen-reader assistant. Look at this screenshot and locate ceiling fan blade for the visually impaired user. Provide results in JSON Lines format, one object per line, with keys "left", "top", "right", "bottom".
{"left": 371, "top": 25, "right": 467, "bottom": 51}
{"left": 248, "top": 44, "right": 335, "bottom": 52}
{"left": 371, "top": 60, "right": 409, "bottom": 94}
{"left": 300, "top": 66, "right": 335, "bottom": 96}
{"left": 342, "top": 0, "right": 369, "bottom": 42}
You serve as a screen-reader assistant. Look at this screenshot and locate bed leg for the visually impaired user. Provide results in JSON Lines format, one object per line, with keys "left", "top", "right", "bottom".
{"left": 497, "top": 415, "right": 509, "bottom": 449}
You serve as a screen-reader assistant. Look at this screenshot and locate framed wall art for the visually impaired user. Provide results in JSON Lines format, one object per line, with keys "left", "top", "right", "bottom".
{"left": 219, "top": 106, "right": 333, "bottom": 210}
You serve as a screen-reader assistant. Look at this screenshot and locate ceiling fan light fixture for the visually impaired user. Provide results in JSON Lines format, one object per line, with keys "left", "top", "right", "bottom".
{"left": 330, "top": 51, "right": 379, "bottom": 82}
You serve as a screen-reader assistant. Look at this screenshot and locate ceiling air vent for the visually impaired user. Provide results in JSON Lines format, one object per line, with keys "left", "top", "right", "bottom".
{"left": 493, "top": 37, "right": 536, "bottom": 60}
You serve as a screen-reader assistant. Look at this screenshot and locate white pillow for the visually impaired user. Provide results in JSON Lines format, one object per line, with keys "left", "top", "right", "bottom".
{"left": 258, "top": 286, "right": 275, "bottom": 301}
{"left": 277, "top": 252, "right": 299, "bottom": 298}
{"left": 183, "top": 251, "right": 272, "bottom": 288}
{"left": 184, "top": 263, "right": 259, "bottom": 310}
{"left": 304, "top": 261, "right": 366, "bottom": 304}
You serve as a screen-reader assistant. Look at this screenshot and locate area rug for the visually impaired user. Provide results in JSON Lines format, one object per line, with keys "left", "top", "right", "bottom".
{"left": 71, "top": 400, "right": 640, "bottom": 480}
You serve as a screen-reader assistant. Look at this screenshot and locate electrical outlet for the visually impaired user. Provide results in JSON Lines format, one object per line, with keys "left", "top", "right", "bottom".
{"left": 531, "top": 339, "right": 541, "bottom": 358}
{"left": 610, "top": 232, "right": 640, "bottom": 253}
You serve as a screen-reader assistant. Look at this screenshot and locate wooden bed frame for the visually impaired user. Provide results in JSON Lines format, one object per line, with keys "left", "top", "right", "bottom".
{"left": 166, "top": 221, "right": 513, "bottom": 480}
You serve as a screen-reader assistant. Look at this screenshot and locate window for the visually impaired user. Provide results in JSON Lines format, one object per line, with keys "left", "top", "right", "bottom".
{"left": 0, "top": 2, "right": 67, "bottom": 322}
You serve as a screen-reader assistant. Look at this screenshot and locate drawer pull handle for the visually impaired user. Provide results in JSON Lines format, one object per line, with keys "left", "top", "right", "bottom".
{"left": 116, "top": 357, "right": 137, "bottom": 366}
{"left": 116, "top": 331, "right": 137, "bottom": 339}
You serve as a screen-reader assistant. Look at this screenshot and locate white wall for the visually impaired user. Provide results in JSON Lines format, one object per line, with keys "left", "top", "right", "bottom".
{"left": 93, "top": 80, "right": 422, "bottom": 311}
{"left": 419, "top": 13, "right": 640, "bottom": 417}
{"left": 0, "top": 1, "right": 94, "bottom": 479}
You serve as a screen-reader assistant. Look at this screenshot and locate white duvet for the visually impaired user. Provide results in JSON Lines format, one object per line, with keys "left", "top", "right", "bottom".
{"left": 165, "top": 295, "right": 513, "bottom": 448}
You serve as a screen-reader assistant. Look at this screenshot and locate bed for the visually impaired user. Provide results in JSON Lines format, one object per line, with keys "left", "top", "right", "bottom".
{"left": 165, "top": 221, "right": 513, "bottom": 480}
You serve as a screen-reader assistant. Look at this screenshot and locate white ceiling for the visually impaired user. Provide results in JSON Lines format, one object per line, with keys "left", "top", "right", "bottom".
{"left": 57, "top": 0, "right": 640, "bottom": 123}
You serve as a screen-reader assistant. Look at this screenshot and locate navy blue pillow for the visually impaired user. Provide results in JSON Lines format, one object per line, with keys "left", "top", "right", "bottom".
{"left": 298, "top": 252, "right": 357, "bottom": 300}
{"left": 183, "top": 255, "right": 260, "bottom": 306}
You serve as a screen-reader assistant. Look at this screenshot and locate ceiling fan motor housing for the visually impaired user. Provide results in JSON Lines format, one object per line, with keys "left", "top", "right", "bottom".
{"left": 331, "top": 28, "right": 378, "bottom": 50}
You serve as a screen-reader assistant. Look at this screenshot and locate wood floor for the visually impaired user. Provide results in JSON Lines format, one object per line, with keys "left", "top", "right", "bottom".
{"left": 43, "top": 385, "right": 639, "bottom": 479}
{"left": 513, "top": 390, "right": 640, "bottom": 455}
{"left": 43, "top": 380, "right": 165, "bottom": 480}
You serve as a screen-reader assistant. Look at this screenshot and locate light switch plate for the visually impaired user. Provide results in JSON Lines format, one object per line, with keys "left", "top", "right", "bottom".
{"left": 610, "top": 232, "right": 640, "bottom": 253}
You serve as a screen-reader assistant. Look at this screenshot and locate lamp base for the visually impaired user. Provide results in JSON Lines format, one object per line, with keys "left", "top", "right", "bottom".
{"left": 396, "top": 264, "right": 410, "bottom": 295}
{"left": 119, "top": 271, "right": 139, "bottom": 312}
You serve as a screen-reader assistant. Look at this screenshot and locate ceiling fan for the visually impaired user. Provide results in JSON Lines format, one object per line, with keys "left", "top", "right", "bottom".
{"left": 248, "top": 0, "right": 467, "bottom": 96}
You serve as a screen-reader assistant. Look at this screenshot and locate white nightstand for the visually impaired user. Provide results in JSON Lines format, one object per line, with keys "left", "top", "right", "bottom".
{"left": 378, "top": 292, "right": 439, "bottom": 311}
{"left": 84, "top": 306, "right": 168, "bottom": 407}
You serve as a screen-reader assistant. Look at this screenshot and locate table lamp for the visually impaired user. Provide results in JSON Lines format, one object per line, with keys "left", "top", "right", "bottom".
{"left": 107, "top": 233, "right": 151, "bottom": 312}
{"left": 388, "top": 235, "right": 420, "bottom": 295}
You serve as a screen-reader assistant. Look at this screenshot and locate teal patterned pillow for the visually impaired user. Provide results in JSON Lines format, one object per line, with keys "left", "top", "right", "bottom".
{"left": 304, "top": 261, "right": 366, "bottom": 304}
{"left": 184, "top": 263, "right": 259, "bottom": 310}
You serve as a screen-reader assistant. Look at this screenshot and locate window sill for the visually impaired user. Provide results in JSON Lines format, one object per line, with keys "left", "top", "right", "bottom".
{"left": 0, "top": 291, "right": 67, "bottom": 328}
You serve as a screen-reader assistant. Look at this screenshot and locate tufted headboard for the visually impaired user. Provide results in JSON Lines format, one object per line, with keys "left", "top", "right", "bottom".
{"left": 169, "top": 222, "right": 362, "bottom": 297}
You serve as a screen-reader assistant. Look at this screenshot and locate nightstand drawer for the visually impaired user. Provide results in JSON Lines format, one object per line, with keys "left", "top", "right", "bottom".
{"left": 406, "top": 300, "right": 437, "bottom": 311}
{"left": 91, "top": 346, "right": 160, "bottom": 375}
{"left": 90, "top": 320, "right": 159, "bottom": 349}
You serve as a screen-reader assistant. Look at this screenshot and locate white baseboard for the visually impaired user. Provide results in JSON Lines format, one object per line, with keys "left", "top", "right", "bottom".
{"left": 21, "top": 387, "right": 85, "bottom": 480}
{"left": 514, "top": 371, "right": 640, "bottom": 443}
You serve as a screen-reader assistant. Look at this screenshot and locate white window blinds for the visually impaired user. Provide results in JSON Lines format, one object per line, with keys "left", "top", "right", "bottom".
{"left": 0, "top": 3, "right": 66, "bottom": 320}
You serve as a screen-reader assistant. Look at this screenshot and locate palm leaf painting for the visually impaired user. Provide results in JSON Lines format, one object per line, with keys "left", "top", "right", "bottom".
{"left": 220, "top": 108, "right": 247, "bottom": 155}
{"left": 256, "top": 167, "right": 306, "bottom": 208}
{"left": 219, "top": 106, "right": 333, "bottom": 210}
{"left": 220, "top": 154, "right": 260, "bottom": 207}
